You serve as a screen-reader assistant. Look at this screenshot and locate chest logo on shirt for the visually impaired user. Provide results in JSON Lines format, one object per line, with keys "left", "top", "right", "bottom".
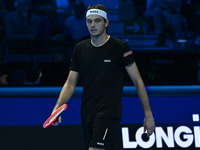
{"left": 104, "top": 60, "right": 111, "bottom": 62}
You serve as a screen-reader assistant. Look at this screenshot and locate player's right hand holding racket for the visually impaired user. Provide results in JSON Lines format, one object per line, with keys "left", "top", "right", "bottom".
{"left": 43, "top": 104, "right": 67, "bottom": 128}
{"left": 51, "top": 113, "right": 62, "bottom": 126}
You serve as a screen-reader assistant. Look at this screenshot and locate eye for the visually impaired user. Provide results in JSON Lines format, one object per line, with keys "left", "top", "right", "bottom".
{"left": 95, "top": 19, "right": 101, "bottom": 23}
{"left": 87, "top": 20, "right": 92, "bottom": 24}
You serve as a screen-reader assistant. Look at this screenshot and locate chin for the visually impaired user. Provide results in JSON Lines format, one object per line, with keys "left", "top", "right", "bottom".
{"left": 90, "top": 33, "right": 99, "bottom": 37}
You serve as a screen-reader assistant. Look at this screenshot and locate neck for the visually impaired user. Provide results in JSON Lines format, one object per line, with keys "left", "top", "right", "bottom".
{"left": 91, "top": 34, "right": 110, "bottom": 47}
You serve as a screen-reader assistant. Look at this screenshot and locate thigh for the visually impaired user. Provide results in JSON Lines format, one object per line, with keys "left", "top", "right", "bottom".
{"left": 89, "top": 117, "right": 122, "bottom": 150}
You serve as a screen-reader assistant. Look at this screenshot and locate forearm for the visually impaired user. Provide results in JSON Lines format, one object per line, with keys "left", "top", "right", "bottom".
{"left": 125, "top": 62, "right": 153, "bottom": 118}
{"left": 53, "top": 81, "right": 76, "bottom": 111}
{"left": 134, "top": 79, "right": 153, "bottom": 118}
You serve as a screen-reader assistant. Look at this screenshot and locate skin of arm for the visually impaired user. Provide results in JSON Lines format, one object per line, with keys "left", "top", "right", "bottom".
{"left": 125, "top": 62, "right": 155, "bottom": 136}
{"left": 52, "top": 70, "right": 80, "bottom": 125}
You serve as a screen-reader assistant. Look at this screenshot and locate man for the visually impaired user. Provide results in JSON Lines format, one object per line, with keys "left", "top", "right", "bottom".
{"left": 5, "top": 0, "right": 40, "bottom": 54}
{"left": 51, "top": 4, "right": 155, "bottom": 150}
{"left": 145, "top": 0, "right": 184, "bottom": 46}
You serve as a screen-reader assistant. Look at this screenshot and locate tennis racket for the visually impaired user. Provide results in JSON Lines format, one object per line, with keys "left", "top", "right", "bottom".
{"left": 43, "top": 104, "right": 67, "bottom": 128}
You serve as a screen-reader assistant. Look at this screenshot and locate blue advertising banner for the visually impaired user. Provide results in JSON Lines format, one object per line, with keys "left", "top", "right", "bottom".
{"left": 0, "top": 86, "right": 200, "bottom": 149}
{"left": 0, "top": 96, "right": 200, "bottom": 126}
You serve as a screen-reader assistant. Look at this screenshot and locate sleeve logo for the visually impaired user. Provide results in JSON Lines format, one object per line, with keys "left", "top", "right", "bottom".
{"left": 123, "top": 50, "right": 133, "bottom": 57}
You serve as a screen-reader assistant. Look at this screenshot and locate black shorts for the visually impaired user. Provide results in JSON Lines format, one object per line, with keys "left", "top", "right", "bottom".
{"left": 82, "top": 117, "right": 122, "bottom": 150}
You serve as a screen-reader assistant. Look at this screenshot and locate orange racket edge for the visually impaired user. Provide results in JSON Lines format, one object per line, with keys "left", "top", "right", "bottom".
{"left": 43, "top": 104, "right": 67, "bottom": 128}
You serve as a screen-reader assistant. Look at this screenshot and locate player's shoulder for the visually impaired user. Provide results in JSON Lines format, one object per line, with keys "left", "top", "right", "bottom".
{"left": 75, "top": 38, "right": 91, "bottom": 48}
{"left": 110, "top": 36, "right": 128, "bottom": 46}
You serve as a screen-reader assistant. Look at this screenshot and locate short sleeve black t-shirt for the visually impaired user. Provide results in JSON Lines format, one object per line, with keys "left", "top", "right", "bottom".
{"left": 70, "top": 36, "right": 135, "bottom": 123}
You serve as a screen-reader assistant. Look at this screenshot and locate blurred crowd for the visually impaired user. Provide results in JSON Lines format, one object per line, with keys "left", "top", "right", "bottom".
{"left": 0, "top": 0, "right": 89, "bottom": 86}
{"left": 0, "top": 0, "right": 89, "bottom": 55}
{"left": 119, "top": 0, "right": 200, "bottom": 48}
{"left": 0, "top": 0, "right": 200, "bottom": 86}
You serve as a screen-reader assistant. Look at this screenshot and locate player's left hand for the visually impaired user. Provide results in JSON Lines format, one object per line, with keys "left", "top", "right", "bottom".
{"left": 143, "top": 116, "right": 155, "bottom": 136}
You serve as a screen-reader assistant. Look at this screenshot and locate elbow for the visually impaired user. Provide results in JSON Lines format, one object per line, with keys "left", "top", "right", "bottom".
{"left": 65, "top": 78, "right": 76, "bottom": 89}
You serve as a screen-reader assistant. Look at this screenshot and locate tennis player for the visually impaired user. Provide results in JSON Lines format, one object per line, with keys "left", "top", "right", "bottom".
{"left": 51, "top": 4, "right": 155, "bottom": 150}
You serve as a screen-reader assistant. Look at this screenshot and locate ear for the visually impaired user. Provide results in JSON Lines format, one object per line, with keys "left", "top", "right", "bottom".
{"left": 105, "top": 19, "right": 109, "bottom": 28}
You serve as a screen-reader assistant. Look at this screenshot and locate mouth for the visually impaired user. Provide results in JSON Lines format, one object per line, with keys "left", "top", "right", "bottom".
{"left": 90, "top": 29, "right": 97, "bottom": 33}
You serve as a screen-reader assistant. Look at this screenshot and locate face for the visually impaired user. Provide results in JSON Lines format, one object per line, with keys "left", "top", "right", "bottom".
{"left": 86, "top": 15, "right": 108, "bottom": 37}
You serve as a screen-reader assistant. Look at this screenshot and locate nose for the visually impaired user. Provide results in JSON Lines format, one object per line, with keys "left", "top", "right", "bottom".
{"left": 91, "top": 21, "right": 96, "bottom": 27}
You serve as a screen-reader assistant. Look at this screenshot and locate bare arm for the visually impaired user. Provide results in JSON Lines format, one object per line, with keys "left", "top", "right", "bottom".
{"left": 53, "top": 71, "right": 80, "bottom": 112}
{"left": 51, "top": 71, "right": 80, "bottom": 125}
{"left": 125, "top": 62, "right": 155, "bottom": 136}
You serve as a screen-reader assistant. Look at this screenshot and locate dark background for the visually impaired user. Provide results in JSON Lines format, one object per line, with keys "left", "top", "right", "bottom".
{"left": 0, "top": 0, "right": 200, "bottom": 87}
